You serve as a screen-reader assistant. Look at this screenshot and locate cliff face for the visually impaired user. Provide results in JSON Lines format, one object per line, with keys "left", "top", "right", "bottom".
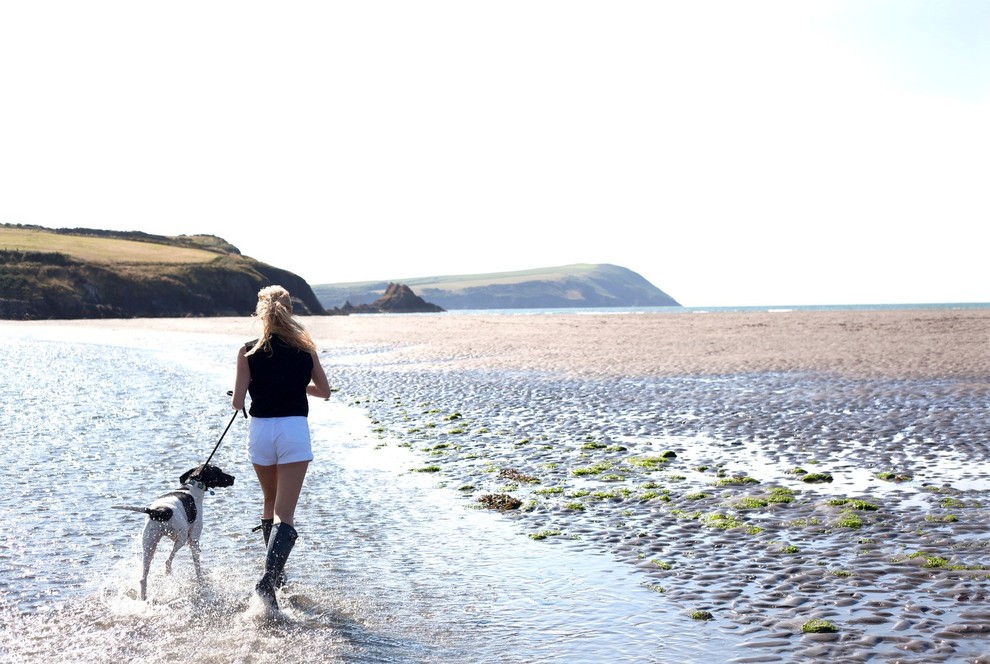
{"left": 0, "top": 227, "right": 326, "bottom": 320}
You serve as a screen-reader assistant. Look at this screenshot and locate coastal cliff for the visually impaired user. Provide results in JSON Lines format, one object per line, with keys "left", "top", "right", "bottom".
{"left": 0, "top": 225, "right": 325, "bottom": 320}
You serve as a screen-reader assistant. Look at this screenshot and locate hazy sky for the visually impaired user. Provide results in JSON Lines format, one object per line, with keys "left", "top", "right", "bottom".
{"left": 2, "top": 1, "right": 988, "bottom": 307}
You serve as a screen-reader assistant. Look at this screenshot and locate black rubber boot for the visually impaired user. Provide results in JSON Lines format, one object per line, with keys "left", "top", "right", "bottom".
{"left": 257, "top": 518, "right": 289, "bottom": 589}
{"left": 259, "top": 518, "right": 274, "bottom": 545}
{"left": 255, "top": 522, "right": 297, "bottom": 611}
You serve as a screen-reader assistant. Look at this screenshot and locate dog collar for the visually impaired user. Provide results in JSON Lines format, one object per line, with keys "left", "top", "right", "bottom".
{"left": 185, "top": 479, "right": 206, "bottom": 491}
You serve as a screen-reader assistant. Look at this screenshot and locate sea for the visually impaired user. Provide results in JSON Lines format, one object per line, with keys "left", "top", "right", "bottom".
{"left": 442, "top": 301, "right": 990, "bottom": 316}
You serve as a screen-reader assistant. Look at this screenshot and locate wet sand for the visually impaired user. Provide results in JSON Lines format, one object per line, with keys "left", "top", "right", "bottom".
{"left": 7, "top": 308, "right": 990, "bottom": 662}
{"left": 24, "top": 307, "right": 987, "bottom": 379}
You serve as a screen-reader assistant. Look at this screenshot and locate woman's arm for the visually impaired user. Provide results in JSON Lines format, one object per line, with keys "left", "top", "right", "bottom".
{"left": 307, "top": 350, "right": 333, "bottom": 399}
{"left": 231, "top": 346, "right": 251, "bottom": 410}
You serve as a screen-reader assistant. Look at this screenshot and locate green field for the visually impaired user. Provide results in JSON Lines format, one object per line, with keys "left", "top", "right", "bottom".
{"left": 0, "top": 227, "right": 217, "bottom": 265}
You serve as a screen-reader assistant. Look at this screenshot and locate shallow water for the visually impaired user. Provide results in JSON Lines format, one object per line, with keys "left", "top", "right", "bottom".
{"left": 0, "top": 329, "right": 740, "bottom": 663}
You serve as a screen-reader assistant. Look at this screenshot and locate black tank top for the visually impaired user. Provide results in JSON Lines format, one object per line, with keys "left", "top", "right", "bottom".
{"left": 245, "top": 334, "right": 314, "bottom": 418}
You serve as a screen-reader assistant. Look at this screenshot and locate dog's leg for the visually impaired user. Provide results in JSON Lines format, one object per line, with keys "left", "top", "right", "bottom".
{"left": 189, "top": 537, "right": 204, "bottom": 583}
{"left": 164, "top": 537, "right": 184, "bottom": 576}
{"left": 140, "top": 525, "right": 163, "bottom": 601}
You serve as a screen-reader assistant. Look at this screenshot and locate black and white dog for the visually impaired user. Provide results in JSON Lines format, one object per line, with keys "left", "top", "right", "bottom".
{"left": 114, "top": 464, "right": 235, "bottom": 600}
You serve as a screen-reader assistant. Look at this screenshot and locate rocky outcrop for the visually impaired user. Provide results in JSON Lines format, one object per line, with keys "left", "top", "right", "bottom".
{"left": 338, "top": 283, "right": 445, "bottom": 314}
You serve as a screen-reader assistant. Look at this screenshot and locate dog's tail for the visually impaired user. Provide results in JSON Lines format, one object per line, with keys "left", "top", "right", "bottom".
{"left": 112, "top": 505, "right": 174, "bottom": 522}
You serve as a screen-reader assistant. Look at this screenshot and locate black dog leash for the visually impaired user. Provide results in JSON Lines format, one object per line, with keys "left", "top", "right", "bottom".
{"left": 200, "top": 391, "right": 246, "bottom": 471}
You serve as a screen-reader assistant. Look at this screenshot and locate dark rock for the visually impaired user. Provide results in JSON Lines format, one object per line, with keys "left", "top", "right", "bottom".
{"left": 343, "top": 283, "right": 445, "bottom": 314}
{"left": 478, "top": 494, "right": 523, "bottom": 511}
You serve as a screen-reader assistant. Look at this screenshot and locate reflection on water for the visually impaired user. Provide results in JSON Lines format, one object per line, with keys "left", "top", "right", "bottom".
{"left": 0, "top": 331, "right": 734, "bottom": 663}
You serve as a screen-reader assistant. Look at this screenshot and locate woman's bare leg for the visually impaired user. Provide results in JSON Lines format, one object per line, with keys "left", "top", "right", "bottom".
{"left": 253, "top": 463, "right": 278, "bottom": 520}
{"left": 271, "top": 461, "right": 309, "bottom": 526}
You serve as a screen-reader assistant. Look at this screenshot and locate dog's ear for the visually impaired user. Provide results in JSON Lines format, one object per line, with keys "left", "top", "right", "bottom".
{"left": 179, "top": 466, "right": 201, "bottom": 484}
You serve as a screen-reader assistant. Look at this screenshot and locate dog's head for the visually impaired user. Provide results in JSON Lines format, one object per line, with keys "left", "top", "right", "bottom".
{"left": 180, "top": 464, "right": 236, "bottom": 489}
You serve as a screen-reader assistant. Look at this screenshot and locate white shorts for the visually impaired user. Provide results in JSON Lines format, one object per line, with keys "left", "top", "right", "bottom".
{"left": 248, "top": 416, "right": 314, "bottom": 466}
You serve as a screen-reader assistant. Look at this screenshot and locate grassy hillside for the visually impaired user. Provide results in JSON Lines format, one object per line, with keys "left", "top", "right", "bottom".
{"left": 0, "top": 225, "right": 324, "bottom": 319}
{"left": 0, "top": 227, "right": 220, "bottom": 264}
{"left": 313, "top": 263, "right": 680, "bottom": 310}
{"left": 325, "top": 264, "right": 602, "bottom": 292}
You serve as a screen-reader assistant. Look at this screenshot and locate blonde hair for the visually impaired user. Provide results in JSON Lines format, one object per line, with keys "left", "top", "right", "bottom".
{"left": 245, "top": 285, "right": 316, "bottom": 356}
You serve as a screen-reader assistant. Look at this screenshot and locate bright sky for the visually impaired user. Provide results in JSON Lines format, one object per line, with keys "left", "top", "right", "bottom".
{"left": 2, "top": 1, "right": 988, "bottom": 307}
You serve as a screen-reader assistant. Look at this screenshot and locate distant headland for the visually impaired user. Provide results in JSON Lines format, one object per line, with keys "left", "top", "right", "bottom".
{"left": 312, "top": 263, "right": 680, "bottom": 311}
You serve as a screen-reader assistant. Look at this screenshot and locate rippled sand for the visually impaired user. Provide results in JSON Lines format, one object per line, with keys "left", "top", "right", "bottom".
{"left": 8, "top": 308, "right": 990, "bottom": 662}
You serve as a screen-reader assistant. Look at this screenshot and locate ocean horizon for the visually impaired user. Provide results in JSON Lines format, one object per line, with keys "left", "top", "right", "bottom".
{"left": 435, "top": 301, "right": 990, "bottom": 316}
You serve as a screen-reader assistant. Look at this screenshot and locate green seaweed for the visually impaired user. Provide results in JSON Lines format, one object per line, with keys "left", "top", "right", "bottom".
{"left": 582, "top": 441, "right": 607, "bottom": 450}
{"left": 833, "top": 510, "right": 863, "bottom": 529}
{"left": 572, "top": 462, "right": 613, "bottom": 476}
{"left": 733, "top": 497, "right": 769, "bottom": 509}
{"left": 627, "top": 455, "right": 673, "bottom": 470}
{"left": 701, "top": 513, "right": 744, "bottom": 530}
{"left": 924, "top": 514, "right": 958, "bottom": 523}
{"left": 767, "top": 487, "right": 796, "bottom": 504}
{"left": 529, "top": 529, "right": 562, "bottom": 540}
{"left": 802, "top": 619, "right": 837, "bottom": 633}
{"left": 592, "top": 488, "right": 632, "bottom": 500}
{"left": 876, "top": 471, "right": 912, "bottom": 482}
{"left": 827, "top": 498, "right": 879, "bottom": 511}
{"left": 802, "top": 473, "right": 834, "bottom": 483}
{"left": 713, "top": 476, "right": 760, "bottom": 487}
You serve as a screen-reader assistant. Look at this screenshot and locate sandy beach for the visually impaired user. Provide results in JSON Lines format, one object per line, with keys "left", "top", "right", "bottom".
{"left": 6, "top": 307, "right": 990, "bottom": 662}
{"left": 19, "top": 307, "right": 990, "bottom": 379}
